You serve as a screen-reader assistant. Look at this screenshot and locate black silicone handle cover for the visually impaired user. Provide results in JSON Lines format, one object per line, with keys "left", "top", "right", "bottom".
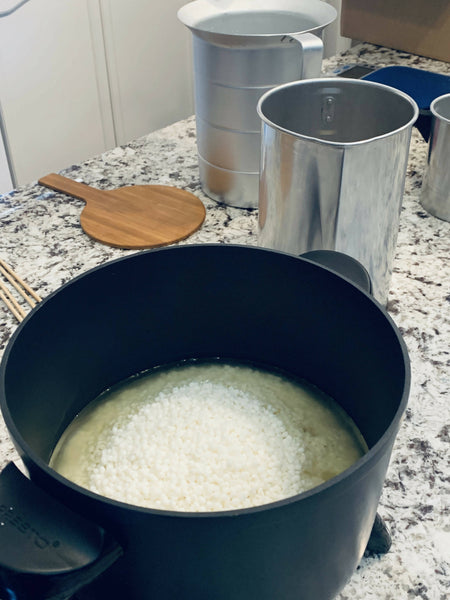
{"left": 0, "top": 462, "right": 122, "bottom": 600}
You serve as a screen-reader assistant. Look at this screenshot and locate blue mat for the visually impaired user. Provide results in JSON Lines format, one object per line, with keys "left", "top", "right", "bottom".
{"left": 362, "top": 66, "right": 450, "bottom": 140}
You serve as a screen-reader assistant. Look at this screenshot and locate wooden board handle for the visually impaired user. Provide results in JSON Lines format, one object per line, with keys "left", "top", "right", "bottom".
{"left": 38, "top": 173, "right": 100, "bottom": 204}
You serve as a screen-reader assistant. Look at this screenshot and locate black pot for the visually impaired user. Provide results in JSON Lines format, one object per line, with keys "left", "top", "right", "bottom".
{"left": 0, "top": 245, "right": 409, "bottom": 600}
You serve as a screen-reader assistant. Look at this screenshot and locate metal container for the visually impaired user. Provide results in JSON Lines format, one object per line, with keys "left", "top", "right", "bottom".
{"left": 257, "top": 78, "right": 419, "bottom": 304}
{"left": 420, "top": 93, "right": 450, "bottom": 221}
{"left": 178, "top": 0, "right": 337, "bottom": 209}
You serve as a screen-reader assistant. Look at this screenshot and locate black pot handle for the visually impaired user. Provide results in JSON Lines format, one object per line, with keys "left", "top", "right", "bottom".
{"left": 365, "top": 513, "right": 392, "bottom": 556}
{"left": 300, "top": 250, "right": 372, "bottom": 295}
{"left": 0, "top": 462, "right": 123, "bottom": 600}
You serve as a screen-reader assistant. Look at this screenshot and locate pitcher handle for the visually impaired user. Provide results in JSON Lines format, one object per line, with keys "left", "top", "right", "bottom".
{"left": 288, "top": 32, "right": 324, "bottom": 80}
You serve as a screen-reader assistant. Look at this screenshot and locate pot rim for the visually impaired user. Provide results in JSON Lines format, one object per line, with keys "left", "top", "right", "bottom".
{"left": 0, "top": 244, "right": 411, "bottom": 519}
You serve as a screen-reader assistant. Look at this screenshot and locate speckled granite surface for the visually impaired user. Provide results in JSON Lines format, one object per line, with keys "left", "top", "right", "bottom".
{"left": 0, "top": 44, "right": 449, "bottom": 599}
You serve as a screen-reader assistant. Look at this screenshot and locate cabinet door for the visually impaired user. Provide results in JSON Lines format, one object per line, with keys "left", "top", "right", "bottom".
{"left": 99, "top": 0, "right": 194, "bottom": 145}
{"left": 0, "top": 0, "right": 115, "bottom": 186}
{"left": 0, "top": 126, "right": 13, "bottom": 195}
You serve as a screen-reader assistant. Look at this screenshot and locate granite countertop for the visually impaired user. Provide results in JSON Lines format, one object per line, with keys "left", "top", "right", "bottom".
{"left": 0, "top": 43, "right": 449, "bottom": 599}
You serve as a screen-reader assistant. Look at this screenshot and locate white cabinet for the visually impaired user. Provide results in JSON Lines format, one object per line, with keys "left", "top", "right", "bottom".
{"left": 0, "top": 97, "right": 13, "bottom": 193}
{"left": 0, "top": 0, "right": 115, "bottom": 188}
{"left": 0, "top": 125, "right": 13, "bottom": 194}
{"left": 0, "top": 0, "right": 344, "bottom": 193}
{"left": 0, "top": 0, "right": 195, "bottom": 191}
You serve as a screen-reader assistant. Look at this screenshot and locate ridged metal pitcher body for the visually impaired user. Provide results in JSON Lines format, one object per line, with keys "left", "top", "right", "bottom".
{"left": 178, "top": 0, "right": 337, "bottom": 208}
{"left": 257, "top": 78, "right": 419, "bottom": 304}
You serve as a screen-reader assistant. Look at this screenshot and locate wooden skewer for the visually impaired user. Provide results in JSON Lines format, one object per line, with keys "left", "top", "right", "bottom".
{"left": 0, "top": 259, "right": 42, "bottom": 322}
{"left": 0, "top": 286, "right": 27, "bottom": 322}
{"left": 0, "top": 259, "right": 42, "bottom": 306}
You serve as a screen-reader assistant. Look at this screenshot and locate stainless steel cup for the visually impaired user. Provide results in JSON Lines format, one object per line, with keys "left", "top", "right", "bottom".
{"left": 257, "top": 78, "right": 418, "bottom": 304}
{"left": 420, "top": 93, "right": 450, "bottom": 222}
{"left": 178, "top": 0, "right": 336, "bottom": 209}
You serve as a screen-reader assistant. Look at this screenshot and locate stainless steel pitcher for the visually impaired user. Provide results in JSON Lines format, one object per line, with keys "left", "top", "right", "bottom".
{"left": 257, "top": 78, "right": 419, "bottom": 304}
{"left": 178, "top": 0, "right": 337, "bottom": 208}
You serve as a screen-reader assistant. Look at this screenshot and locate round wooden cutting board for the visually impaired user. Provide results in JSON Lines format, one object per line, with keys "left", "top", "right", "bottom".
{"left": 38, "top": 173, "right": 206, "bottom": 249}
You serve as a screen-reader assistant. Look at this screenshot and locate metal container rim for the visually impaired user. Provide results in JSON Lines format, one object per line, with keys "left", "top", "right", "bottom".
{"left": 430, "top": 93, "right": 450, "bottom": 122}
{"left": 257, "top": 77, "right": 420, "bottom": 147}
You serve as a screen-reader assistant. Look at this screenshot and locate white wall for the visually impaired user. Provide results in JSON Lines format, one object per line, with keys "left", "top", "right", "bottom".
{"left": 100, "top": 0, "right": 194, "bottom": 146}
{"left": 323, "top": 0, "right": 352, "bottom": 57}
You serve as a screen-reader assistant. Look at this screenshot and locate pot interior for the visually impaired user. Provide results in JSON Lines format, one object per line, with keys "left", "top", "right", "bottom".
{"left": 1, "top": 245, "right": 408, "bottom": 473}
